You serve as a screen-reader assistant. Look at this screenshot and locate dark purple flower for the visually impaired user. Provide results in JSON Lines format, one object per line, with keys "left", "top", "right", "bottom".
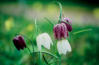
{"left": 53, "top": 23, "right": 68, "bottom": 40}
{"left": 61, "top": 21, "right": 72, "bottom": 32}
{"left": 64, "top": 17, "right": 72, "bottom": 24}
{"left": 13, "top": 35, "right": 26, "bottom": 50}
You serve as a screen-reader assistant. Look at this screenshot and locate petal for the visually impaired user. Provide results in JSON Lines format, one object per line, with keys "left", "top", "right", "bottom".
{"left": 13, "top": 37, "right": 21, "bottom": 50}
{"left": 57, "top": 41, "right": 62, "bottom": 54}
{"left": 62, "top": 40, "right": 72, "bottom": 52}
{"left": 57, "top": 40, "right": 72, "bottom": 55}
{"left": 36, "top": 35, "right": 42, "bottom": 51}
{"left": 64, "top": 17, "right": 72, "bottom": 24}
{"left": 36, "top": 33, "right": 53, "bottom": 50}
{"left": 61, "top": 21, "right": 72, "bottom": 32}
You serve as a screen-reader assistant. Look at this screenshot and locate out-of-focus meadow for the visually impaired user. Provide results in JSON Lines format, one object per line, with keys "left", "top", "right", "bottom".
{"left": 0, "top": 0, "right": 98, "bottom": 65}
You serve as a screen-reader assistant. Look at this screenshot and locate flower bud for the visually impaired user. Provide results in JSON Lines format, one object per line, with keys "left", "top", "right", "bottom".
{"left": 13, "top": 35, "right": 26, "bottom": 50}
{"left": 61, "top": 21, "right": 72, "bottom": 32}
{"left": 53, "top": 23, "right": 68, "bottom": 40}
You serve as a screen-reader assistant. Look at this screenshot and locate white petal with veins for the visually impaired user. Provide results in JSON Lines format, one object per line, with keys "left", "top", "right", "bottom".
{"left": 36, "top": 33, "right": 53, "bottom": 51}
{"left": 57, "top": 39, "right": 71, "bottom": 55}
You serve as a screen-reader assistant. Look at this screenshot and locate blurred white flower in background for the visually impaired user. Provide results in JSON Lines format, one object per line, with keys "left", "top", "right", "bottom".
{"left": 57, "top": 39, "right": 71, "bottom": 55}
{"left": 36, "top": 33, "right": 53, "bottom": 51}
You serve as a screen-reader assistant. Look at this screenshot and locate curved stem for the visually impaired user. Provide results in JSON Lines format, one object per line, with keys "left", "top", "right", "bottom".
{"left": 43, "top": 54, "right": 49, "bottom": 65}
{"left": 33, "top": 51, "right": 58, "bottom": 59}
{"left": 35, "top": 19, "right": 38, "bottom": 34}
{"left": 57, "top": 2, "right": 62, "bottom": 23}
{"left": 72, "top": 28, "right": 92, "bottom": 35}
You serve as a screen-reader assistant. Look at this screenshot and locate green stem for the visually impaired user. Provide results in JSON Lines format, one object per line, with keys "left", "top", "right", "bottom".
{"left": 38, "top": 51, "right": 43, "bottom": 65}
{"left": 35, "top": 19, "right": 38, "bottom": 34}
{"left": 49, "top": 60, "right": 60, "bottom": 65}
{"left": 57, "top": 2, "right": 62, "bottom": 23}
{"left": 23, "top": 34, "right": 34, "bottom": 51}
{"left": 27, "top": 47, "right": 34, "bottom": 64}
{"left": 34, "top": 51, "right": 58, "bottom": 59}
{"left": 73, "top": 28, "right": 92, "bottom": 35}
{"left": 43, "top": 54, "right": 49, "bottom": 65}
{"left": 59, "top": 56, "right": 61, "bottom": 65}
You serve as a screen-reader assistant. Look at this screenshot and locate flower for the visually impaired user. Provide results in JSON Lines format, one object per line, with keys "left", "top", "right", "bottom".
{"left": 53, "top": 18, "right": 72, "bottom": 55}
{"left": 61, "top": 21, "right": 72, "bottom": 32}
{"left": 64, "top": 17, "right": 72, "bottom": 24}
{"left": 36, "top": 33, "right": 53, "bottom": 51}
{"left": 57, "top": 40, "right": 71, "bottom": 55}
{"left": 63, "top": 17, "right": 72, "bottom": 32}
{"left": 13, "top": 35, "right": 26, "bottom": 50}
{"left": 53, "top": 23, "right": 68, "bottom": 40}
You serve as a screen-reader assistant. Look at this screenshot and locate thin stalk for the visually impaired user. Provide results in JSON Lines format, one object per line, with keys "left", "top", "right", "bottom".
{"left": 57, "top": 2, "right": 62, "bottom": 23}
{"left": 22, "top": 34, "right": 34, "bottom": 52}
{"left": 73, "top": 28, "right": 92, "bottom": 35}
{"left": 35, "top": 19, "right": 38, "bottom": 34}
{"left": 38, "top": 51, "right": 43, "bottom": 65}
{"left": 27, "top": 47, "right": 34, "bottom": 64}
{"left": 43, "top": 54, "right": 49, "bottom": 65}
{"left": 34, "top": 51, "right": 58, "bottom": 59}
{"left": 59, "top": 56, "right": 61, "bottom": 65}
{"left": 34, "top": 19, "right": 43, "bottom": 65}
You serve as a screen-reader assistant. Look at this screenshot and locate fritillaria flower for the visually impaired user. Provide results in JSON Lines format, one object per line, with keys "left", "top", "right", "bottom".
{"left": 53, "top": 23, "right": 68, "bottom": 40}
{"left": 64, "top": 17, "right": 72, "bottom": 24}
{"left": 13, "top": 35, "right": 26, "bottom": 50}
{"left": 36, "top": 33, "right": 53, "bottom": 51}
{"left": 53, "top": 19, "right": 72, "bottom": 55}
{"left": 62, "top": 17, "right": 72, "bottom": 32}
{"left": 57, "top": 40, "right": 71, "bottom": 55}
{"left": 61, "top": 21, "right": 72, "bottom": 32}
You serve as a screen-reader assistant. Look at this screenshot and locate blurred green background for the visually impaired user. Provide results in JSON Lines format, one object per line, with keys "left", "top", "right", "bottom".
{"left": 0, "top": 0, "right": 98, "bottom": 65}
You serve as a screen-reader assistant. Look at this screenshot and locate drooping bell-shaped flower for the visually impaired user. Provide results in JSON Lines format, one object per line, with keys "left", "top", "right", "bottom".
{"left": 57, "top": 39, "right": 71, "bottom": 55}
{"left": 13, "top": 35, "right": 26, "bottom": 50}
{"left": 36, "top": 33, "right": 53, "bottom": 51}
{"left": 63, "top": 17, "right": 72, "bottom": 32}
{"left": 53, "top": 23, "right": 68, "bottom": 40}
{"left": 53, "top": 20, "right": 72, "bottom": 55}
{"left": 61, "top": 21, "right": 72, "bottom": 32}
{"left": 64, "top": 17, "right": 72, "bottom": 24}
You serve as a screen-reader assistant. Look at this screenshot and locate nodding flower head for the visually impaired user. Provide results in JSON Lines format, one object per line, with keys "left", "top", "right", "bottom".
{"left": 13, "top": 35, "right": 26, "bottom": 50}
{"left": 53, "top": 23, "right": 68, "bottom": 40}
{"left": 36, "top": 33, "right": 53, "bottom": 51}
{"left": 61, "top": 21, "right": 72, "bottom": 32}
{"left": 64, "top": 17, "right": 72, "bottom": 24}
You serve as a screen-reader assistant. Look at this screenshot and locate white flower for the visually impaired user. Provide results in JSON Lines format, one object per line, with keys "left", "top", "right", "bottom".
{"left": 36, "top": 33, "right": 53, "bottom": 51}
{"left": 57, "top": 39, "right": 71, "bottom": 55}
